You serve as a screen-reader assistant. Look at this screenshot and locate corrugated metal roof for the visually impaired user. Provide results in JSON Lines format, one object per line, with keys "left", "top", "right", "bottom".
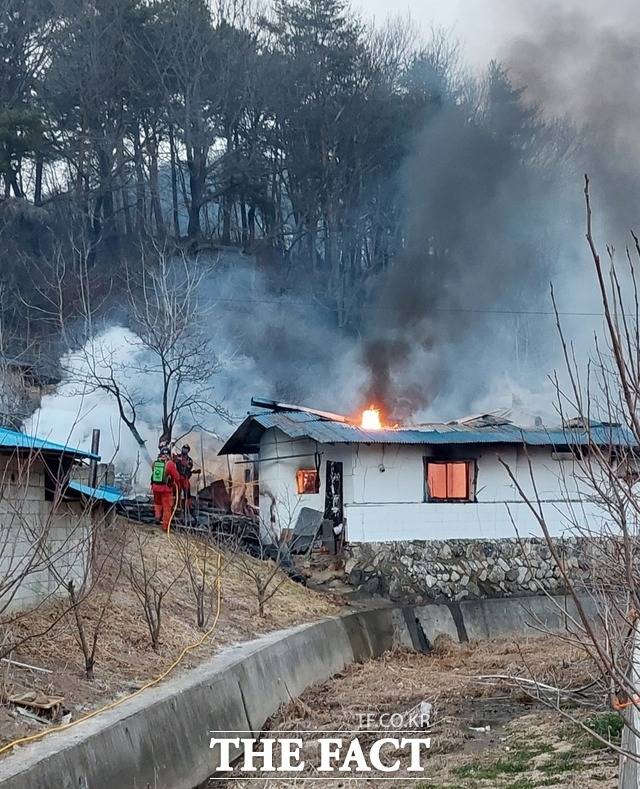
{"left": 219, "top": 410, "right": 637, "bottom": 454}
{"left": 0, "top": 427, "right": 98, "bottom": 459}
{"left": 67, "top": 480, "right": 123, "bottom": 503}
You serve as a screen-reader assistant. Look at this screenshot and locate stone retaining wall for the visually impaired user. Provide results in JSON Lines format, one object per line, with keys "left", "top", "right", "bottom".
{"left": 343, "top": 538, "right": 591, "bottom": 602}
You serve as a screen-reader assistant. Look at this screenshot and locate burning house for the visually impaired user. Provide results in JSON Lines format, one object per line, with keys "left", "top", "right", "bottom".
{"left": 219, "top": 398, "right": 634, "bottom": 545}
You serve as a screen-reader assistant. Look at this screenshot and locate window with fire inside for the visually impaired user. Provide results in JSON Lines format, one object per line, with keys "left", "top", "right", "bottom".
{"left": 424, "top": 459, "right": 476, "bottom": 502}
{"left": 296, "top": 468, "right": 319, "bottom": 494}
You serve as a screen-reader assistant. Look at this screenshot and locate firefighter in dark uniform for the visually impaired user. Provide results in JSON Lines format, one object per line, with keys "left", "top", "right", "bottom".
{"left": 174, "top": 444, "right": 199, "bottom": 513}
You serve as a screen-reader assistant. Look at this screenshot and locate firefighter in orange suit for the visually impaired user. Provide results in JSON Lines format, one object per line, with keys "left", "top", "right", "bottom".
{"left": 150, "top": 446, "right": 181, "bottom": 532}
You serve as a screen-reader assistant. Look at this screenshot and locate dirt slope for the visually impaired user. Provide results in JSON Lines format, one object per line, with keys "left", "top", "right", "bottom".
{"left": 0, "top": 521, "right": 342, "bottom": 749}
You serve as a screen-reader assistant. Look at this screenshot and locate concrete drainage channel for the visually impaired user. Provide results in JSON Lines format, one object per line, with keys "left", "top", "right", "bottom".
{"left": 0, "top": 595, "right": 587, "bottom": 789}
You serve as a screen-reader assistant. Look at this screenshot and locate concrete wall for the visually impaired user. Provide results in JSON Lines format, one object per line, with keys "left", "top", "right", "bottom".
{"left": 0, "top": 595, "right": 590, "bottom": 789}
{"left": 0, "top": 456, "right": 92, "bottom": 612}
{"left": 71, "top": 462, "right": 116, "bottom": 489}
{"left": 257, "top": 429, "right": 605, "bottom": 541}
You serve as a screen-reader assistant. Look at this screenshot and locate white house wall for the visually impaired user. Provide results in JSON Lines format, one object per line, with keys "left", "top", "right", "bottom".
{"left": 349, "top": 444, "right": 425, "bottom": 504}
{"left": 344, "top": 500, "right": 607, "bottom": 542}
{"left": 257, "top": 429, "right": 604, "bottom": 542}
{"left": 257, "top": 428, "right": 350, "bottom": 532}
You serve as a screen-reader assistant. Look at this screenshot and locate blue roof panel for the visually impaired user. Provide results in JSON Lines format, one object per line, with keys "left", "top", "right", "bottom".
{"left": 0, "top": 427, "right": 98, "bottom": 459}
{"left": 67, "top": 480, "right": 123, "bottom": 503}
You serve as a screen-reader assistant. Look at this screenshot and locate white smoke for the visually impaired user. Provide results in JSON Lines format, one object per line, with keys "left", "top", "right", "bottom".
{"left": 25, "top": 327, "right": 158, "bottom": 480}
{"left": 24, "top": 320, "right": 276, "bottom": 488}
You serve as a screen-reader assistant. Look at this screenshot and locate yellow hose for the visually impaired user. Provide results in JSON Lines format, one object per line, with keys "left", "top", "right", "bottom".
{"left": 0, "top": 550, "right": 222, "bottom": 757}
{"left": 166, "top": 483, "right": 180, "bottom": 535}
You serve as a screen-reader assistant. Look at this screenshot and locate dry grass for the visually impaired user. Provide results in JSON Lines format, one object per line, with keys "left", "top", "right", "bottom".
{"left": 247, "top": 637, "right": 619, "bottom": 788}
{"left": 0, "top": 519, "right": 342, "bottom": 748}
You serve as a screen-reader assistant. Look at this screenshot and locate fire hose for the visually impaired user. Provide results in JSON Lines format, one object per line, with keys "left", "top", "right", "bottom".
{"left": 166, "top": 482, "right": 180, "bottom": 535}
{"left": 0, "top": 548, "right": 222, "bottom": 757}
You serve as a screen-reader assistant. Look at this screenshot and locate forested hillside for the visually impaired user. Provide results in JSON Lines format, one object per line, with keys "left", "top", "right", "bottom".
{"left": 1, "top": 0, "right": 580, "bottom": 430}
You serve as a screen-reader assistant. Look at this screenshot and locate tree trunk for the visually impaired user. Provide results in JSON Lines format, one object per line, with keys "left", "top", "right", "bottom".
{"left": 97, "top": 145, "right": 118, "bottom": 258}
{"left": 68, "top": 582, "right": 94, "bottom": 680}
{"left": 148, "top": 137, "right": 165, "bottom": 236}
{"left": 34, "top": 154, "right": 43, "bottom": 206}
{"left": 187, "top": 149, "right": 205, "bottom": 241}
{"left": 240, "top": 197, "right": 248, "bottom": 248}
{"left": 221, "top": 193, "right": 232, "bottom": 244}
{"left": 8, "top": 169, "right": 22, "bottom": 198}
{"left": 132, "top": 132, "right": 146, "bottom": 235}
{"left": 169, "top": 126, "right": 180, "bottom": 238}
{"left": 196, "top": 587, "right": 205, "bottom": 629}
{"left": 92, "top": 194, "right": 102, "bottom": 240}
{"left": 98, "top": 150, "right": 114, "bottom": 228}
{"left": 114, "top": 136, "right": 131, "bottom": 236}
{"left": 275, "top": 176, "right": 286, "bottom": 254}
{"left": 221, "top": 126, "right": 233, "bottom": 244}
{"left": 306, "top": 214, "right": 317, "bottom": 272}
{"left": 248, "top": 205, "right": 255, "bottom": 246}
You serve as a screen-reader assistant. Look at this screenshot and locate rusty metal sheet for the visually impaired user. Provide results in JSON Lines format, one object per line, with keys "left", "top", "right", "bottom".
{"left": 219, "top": 409, "right": 636, "bottom": 454}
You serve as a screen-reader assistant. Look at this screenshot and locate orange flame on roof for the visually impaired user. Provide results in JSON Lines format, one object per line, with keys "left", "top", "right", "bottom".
{"left": 361, "top": 405, "right": 382, "bottom": 430}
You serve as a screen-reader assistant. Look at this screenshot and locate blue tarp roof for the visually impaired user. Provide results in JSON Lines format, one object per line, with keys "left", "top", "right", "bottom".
{"left": 67, "top": 480, "right": 123, "bottom": 503}
{"left": 219, "top": 408, "right": 637, "bottom": 455}
{"left": 0, "top": 427, "right": 98, "bottom": 460}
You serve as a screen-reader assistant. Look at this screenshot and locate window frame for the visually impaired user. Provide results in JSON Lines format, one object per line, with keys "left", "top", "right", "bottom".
{"left": 423, "top": 458, "right": 476, "bottom": 503}
{"left": 296, "top": 468, "right": 320, "bottom": 495}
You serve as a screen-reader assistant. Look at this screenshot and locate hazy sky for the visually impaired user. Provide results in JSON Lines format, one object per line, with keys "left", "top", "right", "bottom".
{"left": 356, "top": 0, "right": 636, "bottom": 70}
{"left": 354, "top": 0, "right": 516, "bottom": 67}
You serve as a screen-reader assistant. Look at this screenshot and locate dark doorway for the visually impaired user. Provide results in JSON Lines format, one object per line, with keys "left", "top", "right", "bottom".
{"left": 324, "top": 461, "right": 344, "bottom": 553}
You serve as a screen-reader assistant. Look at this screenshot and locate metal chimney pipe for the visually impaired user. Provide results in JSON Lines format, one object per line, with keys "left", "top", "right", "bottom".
{"left": 89, "top": 428, "right": 101, "bottom": 489}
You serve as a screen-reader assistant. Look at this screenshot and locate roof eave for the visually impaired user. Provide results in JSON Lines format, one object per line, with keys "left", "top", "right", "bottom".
{"left": 218, "top": 413, "right": 638, "bottom": 454}
{"left": 0, "top": 446, "right": 99, "bottom": 462}
{"left": 218, "top": 415, "right": 265, "bottom": 456}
